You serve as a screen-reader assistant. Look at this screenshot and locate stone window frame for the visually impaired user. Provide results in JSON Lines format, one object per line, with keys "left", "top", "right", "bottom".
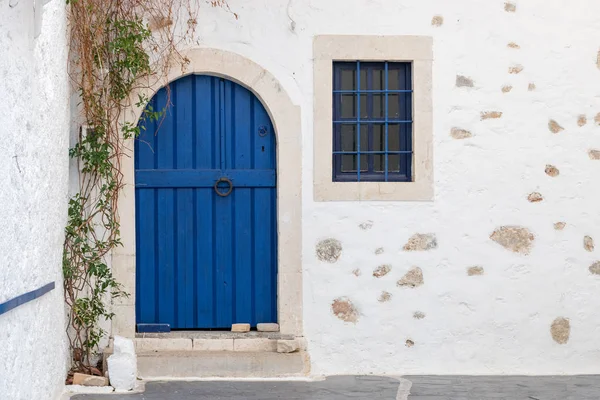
{"left": 313, "top": 35, "right": 434, "bottom": 201}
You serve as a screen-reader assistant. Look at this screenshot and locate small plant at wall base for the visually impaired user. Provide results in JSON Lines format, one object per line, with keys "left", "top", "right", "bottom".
{"left": 63, "top": 0, "right": 230, "bottom": 376}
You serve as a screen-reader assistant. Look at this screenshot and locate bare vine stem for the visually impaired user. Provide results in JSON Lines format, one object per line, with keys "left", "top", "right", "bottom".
{"left": 64, "top": 0, "right": 230, "bottom": 374}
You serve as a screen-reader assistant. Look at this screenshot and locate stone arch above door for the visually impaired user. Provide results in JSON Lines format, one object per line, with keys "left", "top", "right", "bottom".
{"left": 112, "top": 48, "right": 302, "bottom": 337}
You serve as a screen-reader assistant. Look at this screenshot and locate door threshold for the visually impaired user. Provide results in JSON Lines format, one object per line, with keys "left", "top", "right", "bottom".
{"left": 135, "top": 330, "right": 294, "bottom": 340}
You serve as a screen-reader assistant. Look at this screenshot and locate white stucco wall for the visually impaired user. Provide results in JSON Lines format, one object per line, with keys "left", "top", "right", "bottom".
{"left": 0, "top": 0, "right": 70, "bottom": 398}
{"left": 187, "top": 0, "right": 600, "bottom": 375}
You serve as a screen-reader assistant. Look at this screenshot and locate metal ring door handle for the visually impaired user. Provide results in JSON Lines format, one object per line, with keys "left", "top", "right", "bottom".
{"left": 214, "top": 177, "right": 233, "bottom": 197}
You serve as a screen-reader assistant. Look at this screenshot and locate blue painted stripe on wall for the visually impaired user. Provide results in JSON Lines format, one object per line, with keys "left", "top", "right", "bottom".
{"left": 0, "top": 282, "right": 55, "bottom": 316}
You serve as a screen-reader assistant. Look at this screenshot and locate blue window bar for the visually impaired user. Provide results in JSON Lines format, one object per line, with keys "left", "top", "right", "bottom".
{"left": 332, "top": 61, "right": 413, "bottom": 182}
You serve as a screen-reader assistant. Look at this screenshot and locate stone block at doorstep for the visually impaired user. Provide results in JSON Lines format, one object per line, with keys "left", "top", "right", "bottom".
{"left": 257, "top": 323, "right": 279, "bottom": 332}
{"left": 108, "top": 335, "right": 137, "bottom": 391}
{"left": 73, "top": 373, "right": 108, "bottom": 386}
{"left": 234, "top": 338, "right": 277, "bottom": 352}
{"left": 277, "top": 339, "right": 299, "bottom": 353}
{"left": 231, "top": 323, "right": 250, "bottom": 332}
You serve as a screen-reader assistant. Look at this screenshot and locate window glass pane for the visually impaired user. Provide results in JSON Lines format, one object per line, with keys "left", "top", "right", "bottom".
{"left": 388, "top": 124, "right": 400, "bottom": 151}
{"left": 340, "top": 94, "right": 356, "bottom": 118}
{"left": 388, "top": 154, "right": 400, "bottom": 172}
{"left": 341, "top": 69, "right": 356, "bottom": 91}
{"left": 403, "top": 91, "right": 412, "bottom": 120}
{"left": 359, "top": 94, "right": 368, "bottom": 119}
{"left": 388, "top": 94, "right": 400, "bottom": 118}
{"left": 360, "top": 68, "right": 367, "bottom": 91}
{"left": 373, "top": 124, "right": 385, "bottom": 151}
{"left": 373, "top": 67, "right": 384, "bottom": 90}
{"left": 388, "top": 68, "right": 399, "bottom": 90}
{"left": 373, "top": 95, "right": 385, "bottom": 119}
{"left": 401, "top": 123, "right": 412, "bottom": 151}
{"left": 398, "top": 64, "right": 411, "bottom": 90}
{"left": 360, "top": 125, "right": 368, "bottom": 152}
{"left": 340, "top": 125, "right": 356, "bottom": 151}
{"left": 341, "top": 154, "right": 356, "bottom": 172}
{"left": 359, "top": 154, "right": 368, "bottom": 172}
{"left": 374, "top": 155, "right": 384, "bottom": 172}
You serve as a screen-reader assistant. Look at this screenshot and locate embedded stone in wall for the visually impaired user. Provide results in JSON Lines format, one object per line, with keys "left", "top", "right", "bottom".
{"left": 548, "top": 120, "right": 564, "bottom": 133}
{"left": 375, "top": 247, "right": 384, "bottom": 255}
{"left": 597, "top": 50, "right": 600, "bottom": 70}
{"left": 550, "top": 317, "right": 570, "bottom": 344}
{"left": 405, "top": 339, "right": 415, "bottom": 347}
{"left": 413, "top": 311, "right": 426, "bottom": 320}
{"left": 490, "top": 226, "right": 535, "bottom": 255}
{"left": 403, "top": 233, "right": 437, "bottom": 251}
{"left": 359, "top": 220, "right": 373, "bottom": 230}
{"left": 378, "top": 291, "right": 392, "bottom": 303}
{"left": 545, "top": 165, "right": 559, "bottom": 177}
{"left": 148, "top": 15, "right": 173, "bottom": 31}
{"left": 316, "top": 238, "right": 342, "bottom": 263}
{"left": 507, "top": 42, "right": 520, "bottom": 49}
{"left": 527, "top": 192, "right": 544, "bottom": 203}
{"left": 481, "top": 111, "right": 503, "bottom": 120}
{"left": 504, "top": 2, "right": 516, "bottom": 12}
{"left": 509, "top": 64, "right": 524, "bottom": 74}
{"left": 467, "top": 266, "right": 484, "bottom": 276}
{"left": 589, "top": 262, "right": 600, "bottom": 275}
{"left": 589, "top": 149, "right": 600, "bottom": 160}
{"left": 502, "top": 85, "right": 513, "bottom": 93}
{"left": 584, "top": 236, "right": 595, "bottom": 252}
{"left": 373, "top": 264, "right": 391, "bottom": 278}
{"left": 528, "top": 83, "right": 536, "bottom": 91}
{"left": 554, "top": 222, "right": 566, "bottom": 230}
{"left": 456, "top": 75, "right": 474, "bottom": 88}
{"left": 331, "top": 297, "right": 359, "bottom": 323}
{"left": 578, "top": 115, "right": 587, "bottom": 127}
{"left": 595, "top": 113, "right": 600, "bottom": 125}
{"left": 397, "top": 267, "right": 424, "bottom": 288}
{"left": 431, "top": 15, "right": 444, "bottom": 27}
{"left": 352, "top": 269, "right": 361, "bottom": 277}
{"left": 450, "top": 127, "right": 472, "bottom": 139}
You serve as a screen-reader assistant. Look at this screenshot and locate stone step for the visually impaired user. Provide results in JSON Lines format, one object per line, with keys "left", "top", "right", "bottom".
{"left": 136, "top": 350, "right": 310, "bottom": 379}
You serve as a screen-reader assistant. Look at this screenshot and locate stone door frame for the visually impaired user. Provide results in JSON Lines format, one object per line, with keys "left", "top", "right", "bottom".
{"left": 111, "top": 48, "right": 303, "bottom": 338}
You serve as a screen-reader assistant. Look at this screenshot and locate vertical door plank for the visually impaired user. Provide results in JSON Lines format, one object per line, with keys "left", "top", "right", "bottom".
{"left": 155, "top": 87, "right": 176, "bottom": 327}
{"left": 230, "top": 83, "right": 254, "bottom": 324}
{"left": 252, "top": 97, "right": 277, "bottom": 324}
{"left": 214, "top": 79, "right": 233, "bottom": 327}
{"left": 135, "top": 100, "right": 157, "bottom": 323}
{"left": 174, "top": 76, "right": 194, "bottom": 328}
{"left": 194, "top": 76, "right": 218, "bottom": 326}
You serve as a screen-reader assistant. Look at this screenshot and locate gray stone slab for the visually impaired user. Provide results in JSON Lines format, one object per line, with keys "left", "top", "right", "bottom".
{"left": 405, "top": 375, "right": 600, "bottom": 399}
{"left": 71, "top": 375, "right": 600, "bottom": 400}
{"left": 71, "top": 376, "right": 401, "bottom": 399}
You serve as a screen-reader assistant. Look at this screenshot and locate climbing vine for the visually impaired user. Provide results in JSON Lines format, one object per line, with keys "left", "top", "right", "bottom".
{"left": 63, "top": 0, "right": 230, "bottom": 374}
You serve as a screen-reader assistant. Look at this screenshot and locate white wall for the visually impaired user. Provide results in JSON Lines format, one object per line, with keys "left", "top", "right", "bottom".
{"left": 191, "top": 0, "right": 600, "bottom": 375}
{"left": 0, "top": 0, "right": 70, "bottom": 398}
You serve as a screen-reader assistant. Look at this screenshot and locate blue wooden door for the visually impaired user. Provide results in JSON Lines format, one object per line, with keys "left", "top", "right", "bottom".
{"left": 135, "top": 75, "right": 277, "bottom": 330}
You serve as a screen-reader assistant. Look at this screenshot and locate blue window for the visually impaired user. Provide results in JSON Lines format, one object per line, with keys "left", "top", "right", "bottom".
{"left": 333, "top": 61, "right": 413, "bottom": 182}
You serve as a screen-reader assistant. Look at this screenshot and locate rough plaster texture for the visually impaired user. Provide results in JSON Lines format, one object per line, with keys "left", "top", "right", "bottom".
{"left": 111, "top": 0, "right": 600, "bottom": 376}
{"left": 0, "top": 0, "right": 69, "bottom": 398}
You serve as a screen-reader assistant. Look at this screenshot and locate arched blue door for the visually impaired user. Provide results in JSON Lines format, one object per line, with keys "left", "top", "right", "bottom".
{"left": 135, "top": 75, "right": 277, "bottom": 330}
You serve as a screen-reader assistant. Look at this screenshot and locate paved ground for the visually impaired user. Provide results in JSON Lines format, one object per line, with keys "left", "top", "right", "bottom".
{"left": 71, "top": 375, "right": 600, "bottom": 399}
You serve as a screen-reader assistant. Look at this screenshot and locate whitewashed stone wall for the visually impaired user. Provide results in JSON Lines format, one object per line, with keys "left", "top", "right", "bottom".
{"left": 0, "top": 0, "right": 69, "bottom": 398}
{"left": 190, "top": 0, "right": 600, "bottom": 375}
